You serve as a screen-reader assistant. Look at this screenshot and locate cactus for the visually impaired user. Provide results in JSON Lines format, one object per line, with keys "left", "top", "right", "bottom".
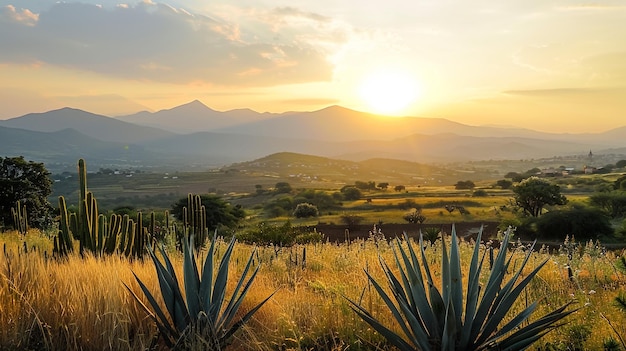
{"left": 53, "top": 159, "right": 152, "bottom": 259}
{"left": 10, "top": 201, "right": 28, "bottom": 235}
{"left": 53, "top": 196, "right": 75, "bottom": 257}
{"left": 186, "top": 193, "right": 208, "bottom": 249}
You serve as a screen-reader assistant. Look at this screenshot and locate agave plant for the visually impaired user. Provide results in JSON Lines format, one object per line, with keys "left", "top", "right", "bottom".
{"left": 126, "top": 232, "right": 274, "bottom": 349}
{"left": 347, "top": 226, "right": 576, "bottom": 351}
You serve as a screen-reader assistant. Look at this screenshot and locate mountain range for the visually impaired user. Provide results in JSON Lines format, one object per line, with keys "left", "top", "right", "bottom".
{"left": 1, "top": 100, "right": 625, "bottom": 172}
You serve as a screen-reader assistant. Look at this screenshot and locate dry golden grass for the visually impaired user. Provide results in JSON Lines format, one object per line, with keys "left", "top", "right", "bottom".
{"left": 1, "top": 230, "right": 625, "bottom": 350}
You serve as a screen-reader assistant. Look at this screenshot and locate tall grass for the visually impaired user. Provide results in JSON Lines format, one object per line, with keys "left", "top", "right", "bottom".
{"left": 1, "top": 230, "right": 625, "bottom": 350}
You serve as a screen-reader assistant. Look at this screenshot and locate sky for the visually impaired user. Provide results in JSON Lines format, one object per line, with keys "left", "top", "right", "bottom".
{"left": 1, "top": 0, "right": 625, "bottom": 133}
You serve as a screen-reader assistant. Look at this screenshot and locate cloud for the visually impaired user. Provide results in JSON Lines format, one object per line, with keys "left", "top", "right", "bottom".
{"left": 0, "top": 2, "right": 336, "bottom": 86}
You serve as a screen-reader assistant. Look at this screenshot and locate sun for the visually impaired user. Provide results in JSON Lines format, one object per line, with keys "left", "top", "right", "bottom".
{"left": 358, "top": 70, "right": 421, "bottom": 115}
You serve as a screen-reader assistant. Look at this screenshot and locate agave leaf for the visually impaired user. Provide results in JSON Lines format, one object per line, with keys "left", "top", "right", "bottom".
{"left": 200, "top": 230, "right": 218, "bottom": 309}
{"left": 477, "top": 254, "right": 549, "bottom": 345}
{"left": 369, "top": 264, "right": 422, "bottom": 344}
{"left": 459, "top": 227, "right": 485, "bottom": 348}
{"left": 384, "top": 260, "right": 433, "bottom": 346}
{"left": 495, "top": 301, "right": 576, "bottom": 349}
{"left": 217, "top": 255, "right": 260, "bottom": 331}
{"left": 393, "top": 238, "right": 436, "bottom": 336}
{"left": 470, "top": 228, "right": 513, "bottom": 341}
{"left": 222, "top": 289, "right": 277, "bottom": 343}
{"left": 448, "top": 225, "right": 464, "bottom": 335}
{"left": 149, "top": 245, "right": 189, "bottom": 332}
{"left": 399, "top": 234, "right": 440, "bottom": 337}
{"left": 486, "top": 240, "right": 539, "bottom": 322}
{"left": 442, "top": 300, "right": 457, "bottom": 351}
{"left": 182, "top": 234, "right": 201, "bottom": 321}
{"left": 346, "top": 296, "right": 421, "bottom": 351}
{"left": 124, "top": 275, "right": 178, "bottom": 343}
{"left": 206, "top": 236, "right": 234, "bottom": 321}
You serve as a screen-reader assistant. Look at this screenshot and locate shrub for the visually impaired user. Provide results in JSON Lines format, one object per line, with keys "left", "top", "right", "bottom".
{"left": 403, "top": 209, "right": 426, "bottom": 224}
{"left": 534, "top": 206, "right": 613, "bottom": 241}
{"left": 293, "top": 203, "right": 319, "bottom": 218}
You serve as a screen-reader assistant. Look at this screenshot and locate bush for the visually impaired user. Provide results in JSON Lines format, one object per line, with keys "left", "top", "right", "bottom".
{"left": 403, "top": 209, "right": 426, "bottom": 224}
{"left": 472, "top": 189, "right": 488, "bottom": 197}
{"left": 340, "top": 186, "right": 361, "bottom": 200}
{"left": 534, "top": 207, "right": 613, "bottom": 241}
{"left": 293, "top": 202, "right": 319, "bottom": 218}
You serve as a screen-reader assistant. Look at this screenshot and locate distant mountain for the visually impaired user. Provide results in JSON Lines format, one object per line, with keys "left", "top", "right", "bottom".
{"left": 116, "top": 100, "right": 278, "bottom": 133}
{"left": 0, "top": 107, "right": 174, "bottom": 144}
{"left": 0, "top": 125, "right": 156, "bottom": 166}
{"left": 1, "top": 103, "right": 625, "bottom": 171}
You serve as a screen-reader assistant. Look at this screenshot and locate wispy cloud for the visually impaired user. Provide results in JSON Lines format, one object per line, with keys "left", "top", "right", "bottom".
{"left": 0, "top": 1, "right": 338, "bottom": 86}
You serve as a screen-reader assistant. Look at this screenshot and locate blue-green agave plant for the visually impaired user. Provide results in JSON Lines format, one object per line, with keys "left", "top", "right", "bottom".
{"left": 347, "top": 226, "right": 576, "bottom": 351}
{"left": 125, "top": 232, "right": 274, "bottom": 349}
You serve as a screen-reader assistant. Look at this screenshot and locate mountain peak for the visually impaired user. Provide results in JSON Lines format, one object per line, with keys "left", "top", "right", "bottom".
{"left": 173, "top": 99, "right": 215, "bottom": 112}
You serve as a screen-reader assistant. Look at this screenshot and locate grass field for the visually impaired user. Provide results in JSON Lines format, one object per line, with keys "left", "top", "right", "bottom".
{"left": 1, "top": 229, "right": 625, "bottom": 350}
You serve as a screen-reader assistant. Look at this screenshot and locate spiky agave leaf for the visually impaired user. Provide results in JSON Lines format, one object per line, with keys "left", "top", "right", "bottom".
{"left": 347, "top": 226, "right": 575, "bottom": 351}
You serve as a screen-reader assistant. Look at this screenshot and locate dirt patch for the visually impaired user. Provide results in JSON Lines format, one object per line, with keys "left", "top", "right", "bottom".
{"left": 312, "top": 222, "right": 500, "bottom": 243}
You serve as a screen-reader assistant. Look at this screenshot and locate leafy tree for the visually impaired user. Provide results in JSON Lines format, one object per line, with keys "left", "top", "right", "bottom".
{"left": 495, "top": 179, "right": 513, "bottom": 189}
{"left": 274, "top": 182, "right": 292, "bottom": 194}
{"left": 394, "top": 185, "right": 406, "bottom": 192}
{"left": 171, "top": 194, "right": 245, "bottom": 231}
{"left": 0, "top": 156, "right": 53, "bottom": 229}
{"left": 454, "top": 180, "right": 475, "bottom": 190}
{"left": 534, "top": 206, "right": 613, "bottom": 241}
{"left": 263, "top": 196, "right": 293, "bottom": 218}
{"left": 616, "top": 159, "right": 626, "bottom": 168}
{"left": 340, "top": 214, "right": 364, "bottom": 228}
{"left": 340, "top": 186, "right": 361, "bottom": 200}
{"left": 354, "top": 180, "right": 376, "bottom": 190}
{"left": 293, "top": 202, "right": 319, "bottom": 218}
{"left": 512, "top": 177, "right": 567, "bottom": 217}
{"left": 293, "top": 189, "right": 338, "bottom": 211}
{"left": 589, "top": 192, "right": 626, "bottom": 219}
{"left": 377, "top": 182, "right": 389, "bottom": 190}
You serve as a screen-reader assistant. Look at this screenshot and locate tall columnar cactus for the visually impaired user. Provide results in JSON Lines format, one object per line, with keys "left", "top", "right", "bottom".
{"left": 10, "top": 201, "right": 28, "bottom": 235}
{"left": 53, "top": 196, "right": 74, "bottom": 257}
{"left": 188, "top": 193, "right": 208, "bottom": 249}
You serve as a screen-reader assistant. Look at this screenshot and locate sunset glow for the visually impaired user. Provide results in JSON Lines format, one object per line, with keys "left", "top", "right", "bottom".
{"left": 0, "top": 0, "right": 624, "bottom": 132}
{"left": 359, "top": 71, "right": 420, "bottom": 116}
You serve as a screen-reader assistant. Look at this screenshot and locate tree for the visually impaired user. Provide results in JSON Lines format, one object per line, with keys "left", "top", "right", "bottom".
{"left": 377, "top": 182, "right": 389, "bottom": 190}
{"left": 616, "top": 159, "right": 626, "bottom": 168}
{"left": 454, "top": 180, "right": 475, "bottom": 190}
{"left": 293, "top": 202, "right": 319, "bottom": 218}
{"left": 589, "top": 192, "right": 626, "bottom": 219}
{"left": 512, "top": 177, "right": 567, "bottom": 217}
{"left": 495, "top": 179, "right": 513, "bottom": 189}
{"left": 354, "top": 180, "right": 376, "bottom": 190}
{"left": 340, "top": 186, "right": 361, "bottom": 200}
{"left": 340, "top": 214, "right": 364, "bottom": 228}
{"left": 274, "top": 182, "right": 292, "bottom": 194}
{"left": 171, "top": 194, "right": 245, "bottom": 231}
{"left": 0, "top": 156, "right": 53, "bottom": 229}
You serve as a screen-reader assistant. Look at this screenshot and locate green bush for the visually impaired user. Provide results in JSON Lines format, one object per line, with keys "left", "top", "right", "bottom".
{"left": 534, "top": 207, "right": 613, "bottom": 241}
{"left": 293, "top": 202, "right": 319, "bottom": 218}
